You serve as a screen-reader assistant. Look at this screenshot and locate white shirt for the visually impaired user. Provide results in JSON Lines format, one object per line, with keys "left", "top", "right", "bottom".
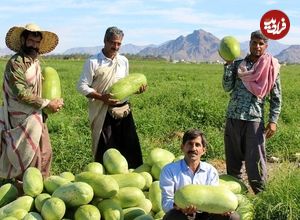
{"left": 159, "top": 159, "right": 219, "bottom": 213}
{"left": 77, "top": 50, "right": 129, "bottom": 96}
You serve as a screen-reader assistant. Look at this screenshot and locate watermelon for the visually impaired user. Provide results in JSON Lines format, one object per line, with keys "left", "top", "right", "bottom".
{"left": 74, "top": 204, "right": 101, "bottom": 220}
{"left": 103, "top": 148, "right": 129, "bottom": 174}
{"left": 42, "top": 66, "right": 62, "bottom": 114}
{"left": 52, "top": 182, "right": 94, "bottom": 207}
{"left": 41, "top": 197, "right": 66, "bottom": 220}
{"left": 136, "top": 198, "right": 152, "bottom": 214}
{"left": 83, "top": 162, "right": 104, "bottom": 174}
{"left": 0, "top": 196, "right": 34, "bottom": 219}
{"left": 23, "top": 212, "right": 43, "bottom": 220}
{"left": 174, "top": 184, "right": 238, "bottom": 214}
{"left": 133, "top": 214, "right": 154, "bottom": 220}
{"left": 219, "top": 36, "right": 241, "bottom": 61}
{"left": 0, "top": 183, "right": 18, "bottom": 208}
{"left": 146, "top": 148, "right": 175, "bottom": 166}
{"left": 148, "top": 181, "right": 162, "bottom": 213}
{"left": 114, "top": 187, "right": 145, "bottom": 208}
{"left": 123, "top": 207, "right": 146, "bottom": 220}
{"left": 236, "top": 194, "right": 254, "bottom": 220}
{"left": 44, "top": 175, "right": 70, "bottom": 194}
{"left": 219, "top": 174, "right": 248, "bottom": 194}
{"left": 111, "top": 172, "right": 146, "bottom": 189}
{"left": 23, "top": 167, "right": 43, "bottom": 197}
{"left": 109, "top": 73, "right": 147, "bottom": 100}
{"left": 59, "top": 172, "right": 75, "bottom": 182}
{"left": 34, "top": 193, "right": 51, "bottom": 212}
{"left": 75, "top": 171, "right": 119, "bottom": 198}
{"left": 97, "top": 198, "right": 124, "bottom": 220}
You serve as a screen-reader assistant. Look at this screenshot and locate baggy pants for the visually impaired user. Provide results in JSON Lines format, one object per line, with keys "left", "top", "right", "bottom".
{"left": 96, "top": 112, "right": 143, "bottom": 169}
{"left": 224, "top": 118, "right": 267, "bottom": 194}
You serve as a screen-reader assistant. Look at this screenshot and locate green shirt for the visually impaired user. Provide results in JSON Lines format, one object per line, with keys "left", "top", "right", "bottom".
{"left": 222, "top": 57, "right": 282, "bottom": 123}
{"left": 3, "top": 52, "right": 48, "bottom": 109}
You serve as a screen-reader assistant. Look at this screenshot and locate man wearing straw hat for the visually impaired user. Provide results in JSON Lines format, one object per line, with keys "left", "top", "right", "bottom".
{"left": 0, "top": 23, "right": 64, "bottom": 182}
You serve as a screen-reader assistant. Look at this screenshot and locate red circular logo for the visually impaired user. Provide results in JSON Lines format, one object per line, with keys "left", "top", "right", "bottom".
{"left": 260, "top": 10, "right": 290, "bottom": 40}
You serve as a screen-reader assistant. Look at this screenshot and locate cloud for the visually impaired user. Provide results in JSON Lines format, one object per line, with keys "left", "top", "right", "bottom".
{"left": 265, "top": 0, "right": 278, "bottom": 5}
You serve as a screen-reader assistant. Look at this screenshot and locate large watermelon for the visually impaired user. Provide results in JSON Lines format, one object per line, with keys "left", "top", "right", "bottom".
{"left": 42, "top": 66, "right": 62, "bottom": 114}
{"left": 218, "top": 36, "right": 241, "bottom": 61}
{"left": 108, "top": 73, "right": 147, "bottom": 100}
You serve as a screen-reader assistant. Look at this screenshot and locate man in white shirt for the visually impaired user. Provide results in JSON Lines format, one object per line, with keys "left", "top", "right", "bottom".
{"left": 77, "top": 26, "right": 146, "bottom": 168}
{"left": 160, "top": 129, "right": 240, "bottom": 220}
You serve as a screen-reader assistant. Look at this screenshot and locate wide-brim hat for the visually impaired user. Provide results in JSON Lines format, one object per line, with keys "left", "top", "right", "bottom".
{"left": 5, "top": 23, "right": 59, "bottom": 54}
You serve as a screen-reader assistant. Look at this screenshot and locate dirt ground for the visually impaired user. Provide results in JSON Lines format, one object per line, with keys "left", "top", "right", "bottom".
{"left": 208, "top": 158, "right": 283, "bottom": 194}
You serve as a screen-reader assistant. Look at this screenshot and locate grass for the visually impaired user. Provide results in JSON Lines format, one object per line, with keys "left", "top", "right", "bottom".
{"left": 0, "top": 58, "right": 300, "bottom": 219}
{"left": 252, "top": 162, "right": 300, "bottom": 220}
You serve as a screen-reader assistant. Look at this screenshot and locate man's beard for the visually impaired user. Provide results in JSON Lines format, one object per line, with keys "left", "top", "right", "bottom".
{"left": 22, "top": 45, "right": 39, "bottom": 58}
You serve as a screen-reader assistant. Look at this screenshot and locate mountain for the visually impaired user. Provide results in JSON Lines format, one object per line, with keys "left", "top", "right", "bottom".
{"left": 138, "top": 29, "right": 223, "bottom": 62}
{"left": 0, "top": 47, "right": 13, "bottom": 56}
{"left": 63, "top": 46, "right": 101, "bottom": 55}
{"left": 63, "top": 44, "right": 148, "bottom": 55}
{"left": 275, "top": 45, "right": 300, "bottom": 63}
{"left": 1, "top": 29, "right": 299, "bottom": 63}
{"left": 138, "top": 30, "right": 294, "bottom": 62}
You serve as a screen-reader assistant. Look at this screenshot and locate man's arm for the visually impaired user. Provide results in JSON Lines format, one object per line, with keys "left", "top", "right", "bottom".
{"left": 265, "top": 74, "right": 282, "bottom": 138}
{"left": 6, "top": 61, "right": 49, "bottom": 109}
{"left": 77, "top": 59, "right": 97, "bottom": 96}
{"left": 222, "top": 62, "right": 237, "bottom": 92}
{"left": 269, "top": 74, "right": 282, "bottom": 123}
{"left": 159, "top": 166, "right": 176, "bottom": 213}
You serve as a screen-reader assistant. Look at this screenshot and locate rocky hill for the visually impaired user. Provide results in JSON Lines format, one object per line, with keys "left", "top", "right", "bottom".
{"left": 138, "top": 29, "right": 224, "bottom": 62}
{"left": 275, "top": 45, "right": 300, "bottom": 64}
{"left": 1, "top": 29, "right": 299, "bottom": 63}
{"left": 63, "top": 44, "right": 148, "bottom": 55}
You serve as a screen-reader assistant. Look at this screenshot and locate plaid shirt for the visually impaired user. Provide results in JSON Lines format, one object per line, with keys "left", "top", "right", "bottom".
{"left": 223, "top": 57, "right": 281, "bottom": 123}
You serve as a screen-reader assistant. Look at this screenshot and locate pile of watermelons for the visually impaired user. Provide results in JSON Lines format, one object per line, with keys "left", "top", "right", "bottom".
{"left": 0, "top": 147, "right": 254, "bottom": 220}
{"left": 0, "top": 66, "right": 254, "bottom": 219}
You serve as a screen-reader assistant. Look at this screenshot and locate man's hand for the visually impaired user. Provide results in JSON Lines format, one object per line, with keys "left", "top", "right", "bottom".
{"left": 136, "top": 84, "right": 147, "bottom": 94}
{"left": 265, "top": 122, "right": 277, "bottom": 139}
{"left": 47, "top": 98, "right": 64, "bottom": 113}
{"left": 174, "top": 204, "right": 197, "bottom": 215}
{"left": 218, "top": 50, "right": 234, "bottom": 64}
{"left": 86, "top": 91, "right": 119, "bottom": 105}
{"left": 100, "top": 93, "right": 119, "bottom": 105}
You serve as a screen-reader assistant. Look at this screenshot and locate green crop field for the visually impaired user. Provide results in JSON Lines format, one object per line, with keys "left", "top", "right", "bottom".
{"left": 1, "top": 58, "right": 299, "bottom": 219}
{"left": 0, "top": 58, "right": 299, "bottom": 173}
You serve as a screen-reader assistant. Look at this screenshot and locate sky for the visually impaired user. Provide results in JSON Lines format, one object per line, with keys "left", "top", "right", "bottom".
{"left": 1, "top": 0, "right": 299, "bottom": 53}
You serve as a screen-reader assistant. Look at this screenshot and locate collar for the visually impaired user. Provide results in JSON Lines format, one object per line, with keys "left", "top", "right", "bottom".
{"left": 15, "top": 51, "right": 37, "bottom": 64}
{"left": 180, "top": 159, "right": 206, "bottom": 173}
{"left": 99, "top": 49, "right": 119, "bottom": 62}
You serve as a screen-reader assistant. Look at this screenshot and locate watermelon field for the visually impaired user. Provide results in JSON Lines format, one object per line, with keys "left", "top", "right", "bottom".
{"left": 0, "top": 58, "right": 299, "bottom": 219}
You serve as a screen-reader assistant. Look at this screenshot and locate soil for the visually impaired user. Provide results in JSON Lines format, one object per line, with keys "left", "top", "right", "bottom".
{"left": 207, "top": 158, "right": 281, "bottom": 194}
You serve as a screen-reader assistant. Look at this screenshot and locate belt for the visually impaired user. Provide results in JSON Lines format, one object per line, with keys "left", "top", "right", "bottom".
{"left": 111, "top": 101, "right": 129, "bottom": 107}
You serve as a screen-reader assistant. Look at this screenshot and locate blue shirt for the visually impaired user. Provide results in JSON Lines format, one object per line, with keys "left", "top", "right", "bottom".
{"left": 159, "top": 159, "right": 219, "bottom": 213}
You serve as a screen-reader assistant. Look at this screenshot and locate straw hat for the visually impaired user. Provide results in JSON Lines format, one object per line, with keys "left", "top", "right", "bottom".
{"left": 5, "top": 23, "right": 59, "bottom": 54}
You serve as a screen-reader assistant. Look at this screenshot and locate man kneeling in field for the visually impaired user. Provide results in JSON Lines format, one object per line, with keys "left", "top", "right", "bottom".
{"left": 160, "top": 129, "right": 240, "bottom": 220}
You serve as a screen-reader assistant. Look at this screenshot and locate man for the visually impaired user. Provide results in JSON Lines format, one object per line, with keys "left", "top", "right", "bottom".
{"left": 160, "top": 129, "right": 240, "bottom": 220}
{"left": 221, "top": 30, "right": 282, "bottom": 194}
{"left": 77, "top": 26, "right": 146, "bottom": 168}
{"left": 0, "top": 23, "right": 63, "bottom": 180}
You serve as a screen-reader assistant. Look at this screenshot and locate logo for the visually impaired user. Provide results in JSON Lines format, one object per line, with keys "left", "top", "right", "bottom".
{"left": 260, "top": 9, "right": 290, "bottom": 40}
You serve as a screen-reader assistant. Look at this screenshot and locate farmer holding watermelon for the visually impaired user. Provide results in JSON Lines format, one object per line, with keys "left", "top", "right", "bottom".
{"left": 77, "top": 26, "right": 146, "bottom": 168}
{"left": 160, "top": 129, "right": 240, "bottom": 220}
{"left": 221, "top": 30, "right": 282, "bottom": 194}
{"left": 0, "top": 23, "right": 64, "bottom": 181}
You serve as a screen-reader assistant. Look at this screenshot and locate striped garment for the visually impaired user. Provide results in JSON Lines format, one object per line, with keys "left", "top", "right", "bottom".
{"left": 0, "top": 52, "right": 46, "bottom": 178}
